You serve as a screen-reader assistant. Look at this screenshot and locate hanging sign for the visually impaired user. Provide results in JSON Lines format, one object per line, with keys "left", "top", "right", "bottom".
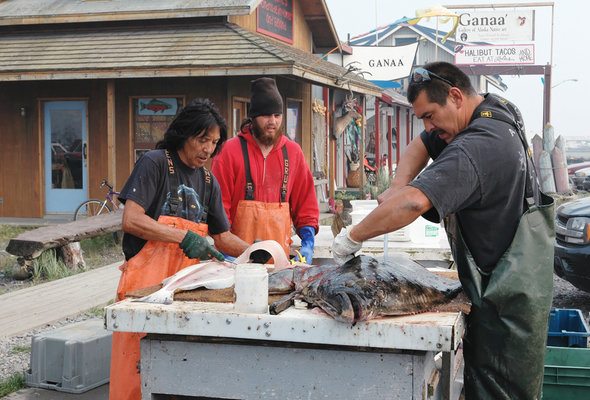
{"left": 455, "top": 44, "right": 535, "bottom": 65}
{"left": 456, "top": 10, "right": 534, "bottom": 43}
{"left": 257, "top": 0, "right": 293, "bottom": 44}
{"left": 137, "top": 98, "right": 179, "bottom": 116}
{"left": 340, "top": 43, "right": 419, "bottom": 82}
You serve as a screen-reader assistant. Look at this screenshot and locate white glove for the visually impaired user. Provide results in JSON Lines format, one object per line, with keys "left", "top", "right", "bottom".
{"left": 332, "top": 227, "right": 362, "bottom": 265}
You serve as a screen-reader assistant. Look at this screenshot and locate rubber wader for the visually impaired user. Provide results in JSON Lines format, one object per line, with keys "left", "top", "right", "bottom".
{"left": 447, "top": 103, "right": 555, "bottom": 399}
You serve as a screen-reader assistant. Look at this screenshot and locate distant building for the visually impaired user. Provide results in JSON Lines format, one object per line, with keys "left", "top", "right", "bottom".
{"left": 565, "top": 137, "right": 590, "bottom": 163}
{"left": 328, "top": 20, "right": 507, "bottom": 181}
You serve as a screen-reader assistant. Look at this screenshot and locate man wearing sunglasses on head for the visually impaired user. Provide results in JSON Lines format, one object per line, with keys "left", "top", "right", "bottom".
{"left": 332, "top": 61, "right": 554, "bottom": 399}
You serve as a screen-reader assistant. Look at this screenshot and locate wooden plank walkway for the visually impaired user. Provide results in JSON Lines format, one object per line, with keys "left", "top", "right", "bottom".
{"left": 0, "top": 262, "right": 121, "bottom": 337}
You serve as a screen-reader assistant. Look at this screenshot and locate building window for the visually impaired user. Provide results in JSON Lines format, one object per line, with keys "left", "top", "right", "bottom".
{"left": 286, "top": 98, "right": 302, "bottom": 145}
{"left": 132, "top": 97, "right": 184, "bottom": 162}
{"left": 395, "top": 37, "right": 417, "bottom": 46}
{"left": 232, "top": 97, "right": 250, "bottom": 136}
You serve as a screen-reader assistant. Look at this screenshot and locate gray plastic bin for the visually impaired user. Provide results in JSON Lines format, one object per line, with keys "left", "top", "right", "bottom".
{"left": 25, "top": 319, "right": 112, "bottom": 393}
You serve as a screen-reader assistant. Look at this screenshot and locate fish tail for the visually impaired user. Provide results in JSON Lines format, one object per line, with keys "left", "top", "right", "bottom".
{"left": 132, "top": 290, "right": 174, "bottom": 305}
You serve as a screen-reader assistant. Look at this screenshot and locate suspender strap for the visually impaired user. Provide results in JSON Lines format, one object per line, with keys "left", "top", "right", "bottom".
{"left": 164, "top": 149, "right": 180, "bottom": 214}
{"left": 281, "top": 146, "right": 289, "bottom": 202}
{"left": 474, "top": 102, "right": 537, "bottom": 207}
{"left": 201, "top": 167, "right": 212, "bottom": 223}
{"left": 239, "top": 135, "right": 290, "bottom": 202}
{"left": 165, "top": 149, "right": 211, "bottom": 222}
{"left": 239, "top": 136, "right": 255, "bottom": 201}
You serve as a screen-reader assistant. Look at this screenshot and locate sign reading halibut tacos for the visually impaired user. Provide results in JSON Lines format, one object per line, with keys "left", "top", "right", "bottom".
{"left": 455, "top": 44, "right": 535, "bottom": 65}
{"left": 257, "top": 0, "right": 293, "bottom": 44}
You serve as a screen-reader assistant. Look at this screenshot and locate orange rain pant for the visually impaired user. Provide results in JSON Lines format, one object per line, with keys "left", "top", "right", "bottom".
{"left": 231, "top": 200, "right": 292, "bottom": 256}
{"left": 109, "top": 216, "right": 208, "bottom": 400}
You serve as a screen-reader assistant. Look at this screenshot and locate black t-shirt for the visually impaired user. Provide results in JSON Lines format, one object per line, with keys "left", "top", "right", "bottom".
{"left": 410, "top": 94, "right": 528, "bottom": 270}
{"left": 119, "top": 149, "right": 230, "bottom": 260}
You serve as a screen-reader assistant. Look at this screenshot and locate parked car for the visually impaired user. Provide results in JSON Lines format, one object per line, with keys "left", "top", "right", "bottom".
{"left": 571, "top": 167, "right": 590, "bottom": 190}
{"left": 567, "top": 161, "right": 590, "bottom": 176}
{"left": 554, "top": 196, "right": 590, "bottom": 293}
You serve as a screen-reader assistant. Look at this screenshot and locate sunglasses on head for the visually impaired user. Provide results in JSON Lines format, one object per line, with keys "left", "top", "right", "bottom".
{"left": 411, "top": 67, "right": 454, "bottom": 87}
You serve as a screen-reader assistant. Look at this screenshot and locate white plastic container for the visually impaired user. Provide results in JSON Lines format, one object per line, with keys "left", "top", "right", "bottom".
{"left": 349, "top": 200, "right": 410, "bottom": 242}
{"left": 234, "top": 263, "right": 269, "bottom": 314}
{"left": 407, "top": 217, "right": 449, "bottom": 247}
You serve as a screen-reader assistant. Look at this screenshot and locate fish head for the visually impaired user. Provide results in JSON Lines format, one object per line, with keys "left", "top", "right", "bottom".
{"left": 302, "top": 279, "right": 376, "bottom": 324}
{"left": 310, "top": 290, "right": 355, "bottom": 324}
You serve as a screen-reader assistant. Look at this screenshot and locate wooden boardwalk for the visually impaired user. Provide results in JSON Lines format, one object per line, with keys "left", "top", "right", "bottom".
{"left": 0, "top": 262, "right": 121, "bottom": 337}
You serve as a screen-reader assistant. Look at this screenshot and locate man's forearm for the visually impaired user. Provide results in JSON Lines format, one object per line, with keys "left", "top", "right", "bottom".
{"left": 378, "top": 137, "right": 429, "bottom": 203}
{"left": 212, "top": 231, "right": 250, "bottom": 257}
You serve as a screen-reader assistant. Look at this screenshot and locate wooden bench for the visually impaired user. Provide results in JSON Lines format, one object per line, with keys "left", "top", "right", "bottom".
{"left": 6, "top": 209, "right": 123, "bottom": 270}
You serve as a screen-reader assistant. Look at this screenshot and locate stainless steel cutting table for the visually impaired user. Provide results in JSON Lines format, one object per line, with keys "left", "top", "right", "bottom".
{"left": 106, "top": 299, "right": 465, "bottom": 400}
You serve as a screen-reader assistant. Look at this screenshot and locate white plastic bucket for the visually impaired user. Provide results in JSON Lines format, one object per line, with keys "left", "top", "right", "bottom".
{"left": 349, "top": 200, "right": 410, "bottom": 242}
{"left": 233, "top": 263, "right": 269, "bottom": 314}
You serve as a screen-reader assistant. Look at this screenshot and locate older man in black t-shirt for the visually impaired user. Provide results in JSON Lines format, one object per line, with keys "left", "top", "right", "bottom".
{"left": 332, "top": 62, "right": 554, "bottom": 400}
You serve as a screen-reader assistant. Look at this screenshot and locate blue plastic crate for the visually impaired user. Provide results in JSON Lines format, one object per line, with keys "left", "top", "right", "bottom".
{"left": 547, "top": 308, "right": 590, "bottom": 348}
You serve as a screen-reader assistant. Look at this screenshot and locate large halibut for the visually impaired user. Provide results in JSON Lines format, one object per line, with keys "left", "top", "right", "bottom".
{"left": 269, "top": 254, "right": 462, "bottom": 324}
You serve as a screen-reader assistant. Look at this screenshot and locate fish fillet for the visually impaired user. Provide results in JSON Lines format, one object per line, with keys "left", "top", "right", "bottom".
{"left": 133, "top": 240, "right": 290, "bottom": 304}
{"left": 234, "top": 240, "right": 291, "bottom": 270}
{"left": 133, "top": 261, "right": 235, "bottom": 304}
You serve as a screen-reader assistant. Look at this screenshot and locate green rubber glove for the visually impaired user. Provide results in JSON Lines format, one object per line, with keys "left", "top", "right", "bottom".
{"left": 180, "top": 231, "right": 225, "bottom": 261}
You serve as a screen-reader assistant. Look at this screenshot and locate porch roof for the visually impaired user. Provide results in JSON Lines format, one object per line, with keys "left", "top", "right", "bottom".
{"left": 0, "top": 0, "right": 260, "bottom": 25}
{"left": 0, "top": 22, "right": 380, "bottom": 95}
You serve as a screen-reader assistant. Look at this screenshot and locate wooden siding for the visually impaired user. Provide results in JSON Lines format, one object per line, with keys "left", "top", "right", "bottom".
{"left": 0, "top": 81, "right": 101, "bottom": 217}
{"left": 112, "top": 77, "right": 229, "bottom": 191}
{"left": 223, "top": 76, "right": 314, "bottom": 165}
{"left": 230, "top": 0, "right": 312, "bottom": 52}
{"left": 0, "top": 76, "right": 318, "bottom": 218}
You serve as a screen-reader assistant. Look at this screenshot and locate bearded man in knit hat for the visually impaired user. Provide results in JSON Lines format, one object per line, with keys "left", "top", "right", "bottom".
{"left": 212, "top": 77, "right": 319, "bottom": 263}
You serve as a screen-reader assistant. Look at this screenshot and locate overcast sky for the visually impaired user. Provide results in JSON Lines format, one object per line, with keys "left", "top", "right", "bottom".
{"left": 325, "top": 0, "right": 585, "bottom": 140}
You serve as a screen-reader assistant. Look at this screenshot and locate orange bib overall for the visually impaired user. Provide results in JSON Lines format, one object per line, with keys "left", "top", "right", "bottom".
{"left": 109, "top": 216, "right": 207, "bottom": 400}
{"left": 110, "top": 151, "right": 213, "bottom": 400}
{"left": 230, "top": 137, "right": 292, "bottom": 256}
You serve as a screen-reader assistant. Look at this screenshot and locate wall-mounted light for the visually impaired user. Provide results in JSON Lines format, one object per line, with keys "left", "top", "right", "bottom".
{"left": 19, "top": 107, "right": 26, "bottom": 117}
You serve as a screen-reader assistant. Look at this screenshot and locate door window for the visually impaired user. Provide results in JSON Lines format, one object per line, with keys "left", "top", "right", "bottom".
{"left": 49, "top": 109, "right": 83, "bottom": 189}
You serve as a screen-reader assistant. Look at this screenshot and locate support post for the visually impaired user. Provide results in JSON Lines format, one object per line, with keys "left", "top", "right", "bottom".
{"left": 542, "top": 64, "right": 552, "bottom": 128}
{"left": 106, "top": 80, "right": 116, "bottom": 188}
{"left": 374, "top": 98, "right": 380, "bottom": 169}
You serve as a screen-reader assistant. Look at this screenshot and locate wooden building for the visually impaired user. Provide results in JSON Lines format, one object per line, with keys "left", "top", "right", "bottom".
{"left": 0, "top": 0, "right": 380, "bottom": 218}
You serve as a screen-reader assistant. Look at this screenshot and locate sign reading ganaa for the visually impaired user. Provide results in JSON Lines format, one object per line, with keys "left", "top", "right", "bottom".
{"left": 257, "top": 0, "right": 293, "bottom": 44}
{"left": 456, "top": 10, "right": 534, "bottom": 43}
{"left": 455, "top": 44, "right": 535, "bottom": 65}
{"left": 343, "top": 43, "right": 419, "bottom": 82}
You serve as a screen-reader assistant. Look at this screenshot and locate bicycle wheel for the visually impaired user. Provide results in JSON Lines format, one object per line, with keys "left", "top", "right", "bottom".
{"left": 74, "top": 200, "right": 112, "bottom": 220}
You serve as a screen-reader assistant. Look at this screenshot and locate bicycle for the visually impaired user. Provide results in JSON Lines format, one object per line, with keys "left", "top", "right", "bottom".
{"left": 74, "top": 179, "right": 121, "bottom": 220}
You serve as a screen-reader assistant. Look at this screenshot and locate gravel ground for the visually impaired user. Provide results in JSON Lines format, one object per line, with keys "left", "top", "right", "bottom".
{"left": 0, "top": 313, "right": 103, "bottom": 382}
{"left": 1, "top": 273, "right": 589, "bottom": 384}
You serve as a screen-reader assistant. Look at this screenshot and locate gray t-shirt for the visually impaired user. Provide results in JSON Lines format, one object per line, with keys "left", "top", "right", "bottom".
{"left": 119, "top": 149, "right": 230, "bottom": 260}
{"left": 410, "top": 94, "right": 527, "bottom": 271}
